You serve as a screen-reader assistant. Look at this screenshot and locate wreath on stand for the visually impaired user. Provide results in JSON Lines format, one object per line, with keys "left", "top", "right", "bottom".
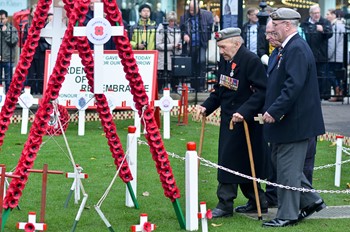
{"left": 46, "top": 104, "right": 70, "bottom": 136}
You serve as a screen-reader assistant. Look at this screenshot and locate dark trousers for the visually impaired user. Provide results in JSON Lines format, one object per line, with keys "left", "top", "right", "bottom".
{"left": 190, "top": 46, "right": 206, "bottom": 91}
{"left": 216, "top": 182, "right": 267, "bottom": 212}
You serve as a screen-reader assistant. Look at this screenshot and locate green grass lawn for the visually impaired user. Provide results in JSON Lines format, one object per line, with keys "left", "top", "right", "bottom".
{"left": 1, "top": 116, "right": 350, "bottom": 231}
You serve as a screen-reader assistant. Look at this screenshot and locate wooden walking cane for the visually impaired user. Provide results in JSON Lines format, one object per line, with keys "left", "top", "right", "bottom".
{"left": 198, "top": 113, "right": 206, "bottom": 169}
{"left": 229, "top": 119, "right": 263, "bottom": 220}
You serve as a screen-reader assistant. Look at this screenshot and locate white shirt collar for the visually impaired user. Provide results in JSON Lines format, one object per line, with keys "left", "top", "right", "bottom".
{"left": 281, "top": 32, "right": 298, "bottom": 48}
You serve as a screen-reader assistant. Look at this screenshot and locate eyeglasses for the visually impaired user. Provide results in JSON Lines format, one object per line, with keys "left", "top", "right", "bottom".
{"left": 265, "top": 32, "right": 277, "bottom": 37}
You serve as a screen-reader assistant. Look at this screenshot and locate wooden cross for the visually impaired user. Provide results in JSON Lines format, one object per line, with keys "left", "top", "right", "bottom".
{"left": 16, "top": 212, "right": 47, "bottom": 231}
{"left": 254, "top": 113, "right": 264, "bottom": 124}
{"left": 28, "top": 164, "right": 64, "bottom": 225}
{"left": 65, "top": 164, "right": 88, "bottom": 205}
{"left": 73, "top": 2, "right": 124, "bottom": 93}
{"left": 131, "top": 213, "right": 156, "bottom": 232}
{"left": 19, "top": 86, "right": 39, "bottom": 134}
{"left": 0, "top": 165, "right": 20, "bottom": 228}
{"left": 197, "top": 201, "right": 212, "bottom": 232}
{"left": 40, "top": 7, "right": 67, "bottom": 76}
{"left": 154, "top": 88, "right": 179, "bottom": 139}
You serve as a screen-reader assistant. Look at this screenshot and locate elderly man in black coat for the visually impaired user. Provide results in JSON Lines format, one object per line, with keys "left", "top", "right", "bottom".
{"left": 262, "top": 8, "right": 326, "bottom": 227}
{"left": 196, "top": 27, "right": 268, "bottom": 218}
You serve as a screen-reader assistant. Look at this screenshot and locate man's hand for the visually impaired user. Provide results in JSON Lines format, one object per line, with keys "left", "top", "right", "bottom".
{"left": 195, "top": 105, "right": 206, "bottom": 120}
{"left": 316, "top": 25, "right": 323, "bottom": 32}
{"left": 231, "top": 112, "right": 244, "bottom": 123}
{"left": 263, "top": 112, "right": 275, "bottom": 123}
{"left": 137, "top": 43, "right": 145, "bottom": 50}
{"left": 184, "top": 34, "right": 190, "bottom": 43}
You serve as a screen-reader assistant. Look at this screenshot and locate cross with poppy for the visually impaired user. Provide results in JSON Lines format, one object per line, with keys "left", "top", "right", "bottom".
{"left": 73, "top": 2, "right": 124, "bottom": 93}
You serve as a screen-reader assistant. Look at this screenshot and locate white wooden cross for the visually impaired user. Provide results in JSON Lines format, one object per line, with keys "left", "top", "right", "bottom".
{"left": 16, "top": 212, "right": 47, "bottom": 231}
{"left": 154, "top": 88, "right": 179, "bottom": 139}
{"left": 19, "top": 86, "right": 39, "bottom": 134}
{"left": 0, "top": 85, "right": 5, "bottom": 112}
{"left": 73, "top": 90, "right": 94, "bottom": 136}
{"left": 131, "top": 213, "right": 156, "bottom": 232}
{"left": 40, "top": 7, "right": 67, "bottom": 76}
{"left": 66, "top": 165, "right": 88, "bottom": 204}
{"left": 73, "top": 2, "right": 124, "bottom": 94}
{"left": 254, "top": 113, "right": 264, "bottom": 124}
{"left": 197, "top": 202, "right": 212, "bottom": 232}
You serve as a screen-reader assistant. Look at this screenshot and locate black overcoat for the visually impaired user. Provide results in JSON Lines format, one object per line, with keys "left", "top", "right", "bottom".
{"left": 202, "top": 45, "right": 267, "bottom": 183}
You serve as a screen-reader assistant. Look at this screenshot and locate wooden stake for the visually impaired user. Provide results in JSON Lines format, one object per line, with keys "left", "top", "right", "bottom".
{"left": 28, "top": 164, "right": 64, "bottom": 228}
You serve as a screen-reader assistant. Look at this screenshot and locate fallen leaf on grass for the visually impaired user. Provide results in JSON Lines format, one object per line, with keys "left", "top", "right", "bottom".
{"left": 211, "top": 223, "right": 222, "bottom": 227}
{"left": 90, "top": 157, "right": 96, "bottom": 160}
{"left": 142, "top": 191, "right": 150, "bottom": 197}
{"left": 330, "top": 142, "right": 336, "bottom": 147}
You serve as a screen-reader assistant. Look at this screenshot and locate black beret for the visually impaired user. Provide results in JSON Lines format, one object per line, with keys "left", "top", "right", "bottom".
{"left": 139, "top": 4, "right": 152, "bottom": 13}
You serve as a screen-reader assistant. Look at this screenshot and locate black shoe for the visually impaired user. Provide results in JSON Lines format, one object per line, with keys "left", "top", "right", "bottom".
{"left": 298, "top": 199, "right": 326, "bottom": 221}
{"left": 211, "top": 208, "right": 233, "bottom": 218}
{"left": 235, "top": 202, "right": 268, "bottom": 213}
{"left": 262, "top": 218, "right": 298, "bottom": 227}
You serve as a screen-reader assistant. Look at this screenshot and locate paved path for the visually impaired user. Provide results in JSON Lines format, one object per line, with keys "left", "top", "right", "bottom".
{"left": 321, "top": 99, "right": 350, "bottom": 137}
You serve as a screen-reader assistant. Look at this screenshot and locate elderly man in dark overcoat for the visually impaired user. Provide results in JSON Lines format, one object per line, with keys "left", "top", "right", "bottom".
{"left": 196, "top": 27, "right": 268, "bottom": 218}
{"left": 262, "top": 8, "right": 326, "bottom": 227}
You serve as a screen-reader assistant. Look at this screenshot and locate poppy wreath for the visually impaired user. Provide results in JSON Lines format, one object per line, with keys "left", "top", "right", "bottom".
{"left": 111, "top": 7, "right": 180, "bottom": 201}
{"left": 4, "top": 0, "right": 79, "bottom": 209}
{"left": 75, "top": 13, "right": 132, "bottom": 183}
{"left": 0, "top": 0, "right": 50, "bottom": 147}
{"left": 45, "top": 104, "right": 70, "bottom": 136}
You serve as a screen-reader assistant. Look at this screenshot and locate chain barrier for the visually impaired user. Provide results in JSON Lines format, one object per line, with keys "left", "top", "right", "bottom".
{"left": 138, "top": 139, "right": 350, "bottom": 194}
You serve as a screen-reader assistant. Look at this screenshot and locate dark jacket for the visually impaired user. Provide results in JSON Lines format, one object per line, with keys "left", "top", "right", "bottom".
{"left": 241, "top": 22, "right": 269, "bottom": 58}
{"left": 180, "top": 9, "right": 213, "bottom": 49}
{"left": 300, "top": 17, "right": 333, "bottom": 63}
{"left": 201, "top": 45, "right": 267, "bottom": 183}
{"left": 264, "top": 34, "right": 325, "bottom": 143}
{"left": 0, "top": 23, "right": 18, "bottom": 62}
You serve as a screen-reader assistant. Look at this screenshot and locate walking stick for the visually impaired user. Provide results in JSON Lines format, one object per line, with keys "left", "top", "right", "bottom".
{"left": 229, "top": 119, "right": 262, "bottom": 220}
{"left": 198, "top": 113, "right": 206, "bottom": 169}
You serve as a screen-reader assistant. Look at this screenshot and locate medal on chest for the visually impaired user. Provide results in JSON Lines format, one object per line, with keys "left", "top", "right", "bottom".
{"left": 229, "top": 62, "right": 236, "bottom": 77}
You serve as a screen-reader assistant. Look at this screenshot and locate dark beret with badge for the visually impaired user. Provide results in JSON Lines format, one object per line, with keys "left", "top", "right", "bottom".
{"left": 214, "top": 27, "right": 241, "bottom": 42}
{"left": 270, "top": 8, "right": 301, "bottom": 20}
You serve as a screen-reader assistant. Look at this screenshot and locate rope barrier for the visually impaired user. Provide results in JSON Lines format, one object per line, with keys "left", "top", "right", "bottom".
{"left": 138, "top": 139, "right": 350, "bottom": 194}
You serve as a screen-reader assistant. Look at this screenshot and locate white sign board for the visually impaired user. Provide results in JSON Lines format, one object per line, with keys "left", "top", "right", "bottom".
{"left": 1, "top": 1, "right": 27, "bottom": 16}
{"left": 44, "top": 50, "right": 158, "bottom": 109}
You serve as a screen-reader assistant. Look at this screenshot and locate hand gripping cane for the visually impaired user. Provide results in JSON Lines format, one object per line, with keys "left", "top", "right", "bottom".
{"left": 229, "top": 119, "right": 263, "bottom": 220}
{"left": 198, "top": 113, "right": 206, "bottom": 169}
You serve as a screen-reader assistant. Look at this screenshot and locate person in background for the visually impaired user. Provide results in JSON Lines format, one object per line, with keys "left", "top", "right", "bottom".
{"left": 129, "top": 3, "right": 157, "bottom": 50}
{"left": 196, "top": 27, "right": 268, "bottom": 218}
{"left": 152, "top": 2, "right": 166, "bottom": 26}
{"left": 180, "top": 0, "right": 214, "bottom": 92}
{"left": 326, "top": 8, "right": 345, "bottom": 102}
{"left": 300, "top": 4, "right": 332, "bottom": 100}
{"left": 0, "top": 9, "right": 18, "bottom": 93}
{"left": 241, "top": 7, "right": 268, "bottom": 58}
{"left": 263, "top": 8, "right": 326, "bottom": 227}
{"left": 156, "top": 11, "right": 182, "bottom": 92}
